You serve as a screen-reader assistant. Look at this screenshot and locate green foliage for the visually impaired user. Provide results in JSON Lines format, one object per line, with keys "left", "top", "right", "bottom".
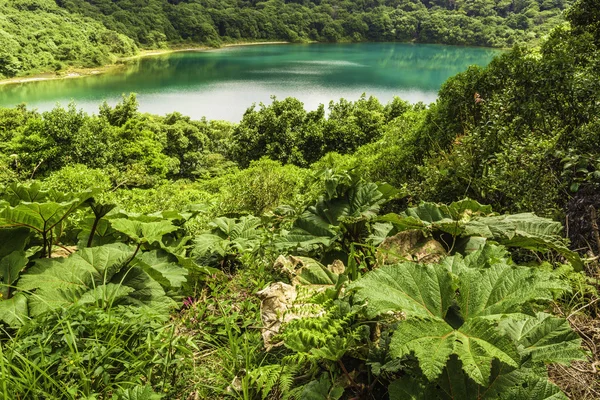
{"left": 230, "top": 95, "right": 390, "bottom": 168}
{"left": 567, "top": 0, "right": 600, "bottom": 44}
{"left": 278, "top": 172, "right": 398, "bottom": 259}
{"left": 272, "top": 243, "right": 583, "bottom": 398}
{"left": 0, "top": 3, "right": 598, "bottom": 398}
{"left": 0, "top": 1, "right": 137, "bottom": 79}
{"left": 0, "top": 183, "right": 94, "bottom": 258}
{"left": 0, "top": 97, "right": 233, "bottom": 184}
{"left": 57, "top": 0, "right": 565, "bottom": 53}
{"left": 42, "top": 164, "right": 113, "bottom": 193}
{"left": 0, "top": 305, "right": 191, "bottom": 398}
{"left": 193, "top": 216, "right": 263, "bottom": 270}
{"left": 349, "top": 255, "right": 572, "bottom": 383}
{"left": 16, "top": 244, "right": 176, "bottom": 318}
{"left": 401, "top": 22, "right": 600, "bottom": 216}
{"left": 110, "top": 218, "right": 178, "bottom": 246}
{"left": 263, "top": 182, "right": 588, "bottom": 399}
{"left": 204, "top": 158, "right": 315, "bottom": 216}
{"left": 381, "top": 199, "right": 583, "bottom": 270}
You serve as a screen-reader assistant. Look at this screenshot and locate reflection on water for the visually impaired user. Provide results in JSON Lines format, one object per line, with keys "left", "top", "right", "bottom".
{"left": 0, "top": 43, "right": 500, "bottom": 121}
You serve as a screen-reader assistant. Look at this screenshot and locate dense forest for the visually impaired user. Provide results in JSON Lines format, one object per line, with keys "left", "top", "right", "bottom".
{"left": 2, "top": 0, "right": 569, "bottom": 78}
{"left": 1, "top": 0, "right": 600, "bottom": 399}
{"left": 0, "top": 0, "right": 137, "bottom": 78}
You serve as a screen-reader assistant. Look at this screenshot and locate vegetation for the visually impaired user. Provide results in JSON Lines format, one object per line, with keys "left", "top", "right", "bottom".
{"left": 0, "top": 0, "right": 137, "bottom": 79}
{"left": 2, "top": 0, "right": 570, "bottom": 78}
{"left": 1, "top": 0, "right": 600, "bottom": 399}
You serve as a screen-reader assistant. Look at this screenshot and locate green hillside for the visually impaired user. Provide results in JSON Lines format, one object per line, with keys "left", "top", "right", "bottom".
{"left": 1, "top": 0, "right": 569, "bottom": 78}
{"left": 57, "top": 0, "right": 569, "bottom": 48}
{"left": 0, "top": 0, "right": 598, "bottom": 399}
{"left": 0, "top": 0, "right": 137, "bottom": 79}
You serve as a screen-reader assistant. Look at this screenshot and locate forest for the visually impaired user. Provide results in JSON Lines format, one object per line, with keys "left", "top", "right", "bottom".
{"left": 2, "top": 0, "right": 569, "bottom": 78}
{"left": 0, "top": 0, "right": 600, "bottom": 399}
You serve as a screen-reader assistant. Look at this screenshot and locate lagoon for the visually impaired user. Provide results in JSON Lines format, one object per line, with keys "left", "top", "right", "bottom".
{"left": 0, "top": 43, "right": 500, "bottom": 121}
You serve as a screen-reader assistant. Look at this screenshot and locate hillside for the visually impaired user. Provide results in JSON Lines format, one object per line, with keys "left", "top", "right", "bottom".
{"left": 57, "top": 0, "right": 569, "bottom": 48}
{"left": 0, "top": 0, "right": 137, "bottom": 79}
{"left": 0, "top": 0, "right": 599, "bottom": 399}
{"left": 1, "top": 0, "right": 568, "bottom": 78}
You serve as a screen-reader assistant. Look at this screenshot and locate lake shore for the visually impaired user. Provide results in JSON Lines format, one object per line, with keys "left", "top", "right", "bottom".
{"left": 0, "top": 41, "right": 290, "bottom": 87}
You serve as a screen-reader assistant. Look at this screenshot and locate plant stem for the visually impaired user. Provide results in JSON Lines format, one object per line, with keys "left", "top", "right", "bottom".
{"left": 87, "top": 216, "right": 100, "bottom": 248}
{"left": 589, "top": 205, "right": 600, "bottom": 256}
{"left": 337, "top": 359, "right": 356, "bottom": 387}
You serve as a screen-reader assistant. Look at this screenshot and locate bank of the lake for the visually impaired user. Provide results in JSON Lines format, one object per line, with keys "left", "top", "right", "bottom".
{"left": 0, "top": 41, "right": 292, "bottom": 87}
{"left": 0, "top": 42, "right": 501, "bottom": 121}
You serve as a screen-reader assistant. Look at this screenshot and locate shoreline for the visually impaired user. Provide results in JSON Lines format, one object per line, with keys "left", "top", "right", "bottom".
{"left": 0, "top": 40, "right": 502, "bottom": 87}
{"left": 0, "top": 41, "right": 290, "bottom": 87}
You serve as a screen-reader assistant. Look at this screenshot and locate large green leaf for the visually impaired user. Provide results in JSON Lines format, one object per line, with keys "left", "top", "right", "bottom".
{"left": 348, "top": 262, "right": 455, "bottom": 319}
{"left": 387, "top": 199, "right": 494, "bottom": 236}
{"left": 469, "top": 214, "right": 583, "bottom": 270}
{"left": 193, "top": 216, "right": 263, "bottom": 259}
{"left": 388, "top": 377, "right": 435, "bottom": 400}
{"left": 0, "top": 292, "right": 28, "bottom": 328}
{"left": 456, "top": 265, "right": 569, "bottom": 320}
{"left": 390, "top": 348, "right": 572, "bottom": 399}
{"left": 193, "top": 233, "right": 228, "bottom": 257}
{"left": 389, "top": 317, "right": 457, "bottom": 381}
{"left": 210, "top": 216, "right": 261, "bottom": 240}
{"left": 110, "top": 219, "right": 178, "bottom": 245}
{"left": 0, "top": 227, "right": 31, "bottom": 259}
{"left": 110, "top": 265, "right": 175, "bottom": 310}
{"left": 299, "top": 375, "right": 344, "bottom": 400}
{"left": 18, "top": 243, "right": 132, "bottom": 315}
{"left": 0, "top": 250, "right": 28, "bottom": 298}
{"left": 278, "top": 180, "right": 396, "bottom": 253}
{"left": 382, "top": 201, "right": 582, "bottom": 270}
{"left": 436, "top": 356, "right": 569, "bottom": 400}
{"left": 348, "top": 258, "right": 569, "bottom": 385}
{"left": 500, "top": 313, "right": 584, "bottom": 364}
{"left": 452, "top": 319, "right": 520, "bottom": 385}
{"left": 78, "top": 217, "right": 119, "bottom": 247}
{"left": 0, "top": 199, "right": 89, "bottom": 233}
{"left": 0, "top": 186, "right": 94, "bottom": 240}
{"left": 389, "top": 317, "right": 519, "bottom": 385}
{"left": 16, "top": 244, "right": 174, "bottom": 314}
{"left": 77, "top": 283, "right": 136, "bottom": 306}
{"left": 133, "top": 250, "right": 188, "bottom": 288}
{"left": 1, "top": 182, "right": 49, "bottom": 205}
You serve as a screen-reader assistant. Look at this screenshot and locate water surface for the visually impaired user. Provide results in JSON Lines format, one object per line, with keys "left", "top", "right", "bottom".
{"left": 0, "top": 43, "right": 500, "bottom": 121}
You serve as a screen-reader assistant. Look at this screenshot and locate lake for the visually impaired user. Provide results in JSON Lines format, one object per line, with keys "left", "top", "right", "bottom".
{"left": 0, "top": 43, "right": 500, "bottom": 122}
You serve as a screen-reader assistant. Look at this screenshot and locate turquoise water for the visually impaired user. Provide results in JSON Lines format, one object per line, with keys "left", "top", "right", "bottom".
{"left": 0, "top": 43, "right": 500, "bottom": 121}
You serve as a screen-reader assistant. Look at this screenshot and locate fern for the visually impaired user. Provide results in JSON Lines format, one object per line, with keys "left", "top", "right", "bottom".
{"left": 280, "top": 300, "right": 360, "bottom": 361}
{"left": 247, "top": 363, "right": 301, "bottom": 400}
